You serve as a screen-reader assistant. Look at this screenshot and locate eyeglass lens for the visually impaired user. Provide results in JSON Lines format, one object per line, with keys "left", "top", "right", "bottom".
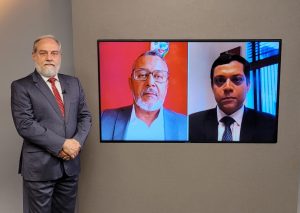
{"left": 133, "top": 69, "right": 168, "bottom": 83}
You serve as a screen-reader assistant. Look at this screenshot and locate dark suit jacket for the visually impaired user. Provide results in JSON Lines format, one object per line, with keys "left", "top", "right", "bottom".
{"left": 101, "top": 105, "right": 188, "bottom": 141}
{"left": 11, "top": 70, "right": 92, "bottom": 181}
{"left": 189, "top": 107, "right": 277, "bottom": 142}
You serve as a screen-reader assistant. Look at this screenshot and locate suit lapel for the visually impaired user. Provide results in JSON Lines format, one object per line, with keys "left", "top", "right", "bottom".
{"left": 240, "top": 108, "right": 254, "bottom": 141}
{"left": 32, "top": 71, "right": 64, "bottom": 120}
{"left": 164, "top": 109, "right": 180, "bottom": 141}
{"left": 205, "top": 108, "right": 218, "bottom": 141}
{"left": 114, "top": 106, "right": 132, "bottom": 140}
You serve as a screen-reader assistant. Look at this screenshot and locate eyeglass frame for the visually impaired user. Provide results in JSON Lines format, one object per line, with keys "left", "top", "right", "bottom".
{"left": 131, "top": 68, "right": 169, "bottom": 83}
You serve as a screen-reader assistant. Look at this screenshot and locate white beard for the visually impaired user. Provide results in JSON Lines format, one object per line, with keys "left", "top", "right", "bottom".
{"left": 35, "top": 63, "right": 59, "bottom": 77}
{"left": 135, "top": 98, "right": 163, "bottom": 111}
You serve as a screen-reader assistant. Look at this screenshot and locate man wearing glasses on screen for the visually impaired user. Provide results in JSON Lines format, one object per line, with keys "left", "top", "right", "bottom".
{"left": 189, "top": 53, "right": 277, "bottom": 142}
{"left": 101, "top": 50, "right": 187, "bottom": 141}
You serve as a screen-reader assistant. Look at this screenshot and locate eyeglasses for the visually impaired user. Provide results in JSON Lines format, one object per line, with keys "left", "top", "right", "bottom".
{"left": 37, "top": 50, "right": 61, "bottom": 58}
{"left": 132, "top": 69, "right": 168, "bottom": 83}
{"left": 213, "top": 75, "right": 246, "bottom": 87}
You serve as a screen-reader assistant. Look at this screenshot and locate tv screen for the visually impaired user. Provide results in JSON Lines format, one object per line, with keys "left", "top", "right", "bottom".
{"left": 98, "top": 40, "right": 281, "bottom": 143}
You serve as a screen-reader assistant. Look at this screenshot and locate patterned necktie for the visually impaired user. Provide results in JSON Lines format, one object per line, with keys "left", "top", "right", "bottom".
{"left": 220, "top": 116, "right": 235, "bottom": 141}
{"left": 48, "top": 77, "right": 64, "bottom": 117}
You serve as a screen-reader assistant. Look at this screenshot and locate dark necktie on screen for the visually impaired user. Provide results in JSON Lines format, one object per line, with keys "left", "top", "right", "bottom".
{"left": 220, "top": 116, "right": 235, "bottom": 141}
{"left": 48, "top": 77, "right": 64, "bottom": 117}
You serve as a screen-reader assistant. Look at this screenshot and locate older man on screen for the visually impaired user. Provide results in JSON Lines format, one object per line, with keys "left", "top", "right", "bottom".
{"left": 101, "top": 50, "right": 187, "bottom": 141}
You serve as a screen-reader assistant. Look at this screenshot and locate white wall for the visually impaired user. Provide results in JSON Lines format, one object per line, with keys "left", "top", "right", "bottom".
{"left": 0, "top": 0, "right": 73, "bottom": 212}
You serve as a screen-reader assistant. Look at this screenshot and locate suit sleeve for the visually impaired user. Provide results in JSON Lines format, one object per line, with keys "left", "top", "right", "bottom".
{"left": 11, "top": 80, "right": 65, "bottom": 155}
{"left": 71, "top": 79, "right": 92, "bottom": 146}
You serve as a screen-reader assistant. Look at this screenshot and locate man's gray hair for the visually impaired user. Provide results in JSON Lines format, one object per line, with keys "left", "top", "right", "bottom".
{"left": 32, "top": 35, "right": 61, "bottom": 53}
{"left": 132, "top": 50, "right": 167, "bottom": 71}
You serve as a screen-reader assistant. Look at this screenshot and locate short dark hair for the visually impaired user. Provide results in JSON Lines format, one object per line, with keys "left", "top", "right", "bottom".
{"left": 210, "top": 53, "right": 250, "bottom": 86}
{"left": 137, "top": 50, "right": 165, "bottom": 60}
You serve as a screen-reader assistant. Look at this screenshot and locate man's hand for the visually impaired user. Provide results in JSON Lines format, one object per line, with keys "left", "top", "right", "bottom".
{"left": 58, "top": 150, "right": 71, "bottom": 161}
{"left": 62, "top": 139, "right": 81, "bottom": 159}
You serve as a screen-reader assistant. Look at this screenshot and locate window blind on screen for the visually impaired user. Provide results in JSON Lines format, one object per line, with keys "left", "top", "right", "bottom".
{"left": 246, "top": 41, "right": 280, "bottom": 116}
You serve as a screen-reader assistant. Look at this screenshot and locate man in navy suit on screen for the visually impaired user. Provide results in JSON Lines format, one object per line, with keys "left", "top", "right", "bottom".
{"left": 189, "top": 53, "right": 277, "bottom": 142}
{"left": 11, "top": 35, "right": 91, "bottom": 212}
{"left": 101, "top": 50, "right": 187, "bottom": 142}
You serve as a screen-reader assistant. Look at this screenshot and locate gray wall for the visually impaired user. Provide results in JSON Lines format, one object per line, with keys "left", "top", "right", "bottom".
{"left": 71, "top": 0, "right": 300, "bottom": 213}
{"left": 0, "top": 0, "right": 73, "bottom": 212}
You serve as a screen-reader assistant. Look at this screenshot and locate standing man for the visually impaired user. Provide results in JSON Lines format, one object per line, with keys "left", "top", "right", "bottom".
{"left": 101, "top": 50, "right": 187, "bottom": 141}
{"left": 11, "top": 35, "right": 92, "bottom": 212}
{"left": 189, "top": 53, "right": 277, "bottom": 142}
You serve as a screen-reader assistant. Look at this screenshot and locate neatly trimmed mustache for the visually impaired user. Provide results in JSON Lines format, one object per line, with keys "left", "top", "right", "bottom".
{"left": 142, "top": 88, "right": 158, "bottom": 96}
{"left": 43, "top": 63, "right": 55, "bottom": 66}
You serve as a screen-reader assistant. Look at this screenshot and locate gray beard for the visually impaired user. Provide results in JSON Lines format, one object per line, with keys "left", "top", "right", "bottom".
{"left": 35, "top": 63, "right": 59, "bottom": 77}
{"left": 135, "top": 98, "right": 163, "bottom": 111}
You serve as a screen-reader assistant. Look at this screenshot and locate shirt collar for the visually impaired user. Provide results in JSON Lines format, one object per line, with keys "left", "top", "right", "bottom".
{"left": 217, "top": 105, "right": 244, "bottom": 126}
{"left": 38, "top": 73, "right": 60, "bottom": 83}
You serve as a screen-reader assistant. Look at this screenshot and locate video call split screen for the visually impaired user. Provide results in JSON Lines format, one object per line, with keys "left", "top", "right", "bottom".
{"left": 98, "top": 40, "right": 281, "bottom": 143}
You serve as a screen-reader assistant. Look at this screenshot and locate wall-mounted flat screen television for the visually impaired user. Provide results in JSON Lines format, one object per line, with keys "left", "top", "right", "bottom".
{"left": 98, "top": 40, "right": 281, "bottom": 143}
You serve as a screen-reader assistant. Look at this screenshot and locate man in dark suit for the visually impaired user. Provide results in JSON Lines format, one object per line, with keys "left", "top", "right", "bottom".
{"left": 189, "top": 53, "right": 277, "bottom": 142}
{"left": 101, "top": 50, "right": 187, "bottom": 142}
{"left": 11, "top": 35, "right": 92, "bottom": 212}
